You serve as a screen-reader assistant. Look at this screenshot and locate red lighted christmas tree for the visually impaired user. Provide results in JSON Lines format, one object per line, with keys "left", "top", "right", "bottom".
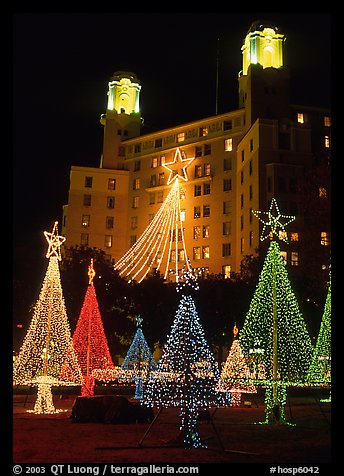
{"left": 217, "top": 325, "right": 258, "bottom": 406}
{"left": 64, "top": 259, "right": 116, "bottom": 396}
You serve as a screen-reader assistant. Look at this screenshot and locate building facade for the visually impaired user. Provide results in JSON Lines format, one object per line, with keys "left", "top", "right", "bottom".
{"left": 62, "top": 21, "right": 331, "bottom": 279}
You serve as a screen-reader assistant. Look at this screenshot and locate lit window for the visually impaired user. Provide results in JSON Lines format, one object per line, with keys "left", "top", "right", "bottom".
{"left": 200, "top": 126, "right": 209, "bottom": 137}
{"left": 108, "top": 178, "right": 116, "bottom": 190}
{"left": 325, "top": 135, "right": 330, "bottom": 148}
{"left": 132, "top": 196, "right": 139, "bottom": 208}
{"left": 178, "top": 249, "right": 185, "bottom": 262}
{"left": 278, "top": 230, "right": 288, "bottom": 241}
{"left": 297, "top": 113, "right": 304, "bottom": 124}
{"left": 177, "top": 132, "right": 185, "bottom": 143}
{"left": 133, "top": 178, "right": 140, "bottom": 190}
{"left": 291, "top": 252, "right": 299, "bottom": 266}
{"left": 319, "top": 187, "right": 328, "bottom": 199}
{"left": 151, "top": 157, "right": 158, "bottom": 168}
{"left": 104, "top": 235, "right": 112, "bottom": 248}
{"left": 194, "top": 206, "right": 201, "bottom": 218}
{"left": 321, "top": 232, "right": 330, "bottom": 246}
{"left": 82, "top": 214, "right": 90, "bottom": 227}
{"left": 290, "top": 232, "right": 299, "bottom": 241}
{"left": 204, "top": 163, "right": 211, "bottom": 176}
{"left": 180, "top": 209, "right": 186, "bottom": 222}
{"left": 203, "top": 225, "right": 209, "bottom": 238}
{"left": 180, "top": 189, "right": 186, "bottom": 200}
{"left": 158, "top": 172, "right": 165, "bottom": 185}
{"left": 224, "top": 138, "right": 232, "bottom": 152}
{"left": 222, "top": 265, "right": 231, "bottom": 279}
{"left": 280, "top": 251, "right": 287, "bottom": 265}
{"left": 157, "top": 191, "right": 164, "bottom": 203}
{"left": 193, "top": 247, "right": 201, "bottom": 260}
{"left": 324, "top": 116, "right": 331, "bottom": 127}
{"left": 223, "top": 222, "right": 231, "bottom": 236}
{"left": 193, "top": 226, "right": 201, "bottom": 240}
{"left": 195, "top": 165, "right": 203, "bottom": 178}
{"left": 202, "top": 246, "right": 210, "bottom": 259}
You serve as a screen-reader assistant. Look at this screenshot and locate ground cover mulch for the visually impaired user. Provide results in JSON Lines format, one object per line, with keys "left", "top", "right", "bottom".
{"left": 13, "top": 393, "right": 331, "bottom": 467}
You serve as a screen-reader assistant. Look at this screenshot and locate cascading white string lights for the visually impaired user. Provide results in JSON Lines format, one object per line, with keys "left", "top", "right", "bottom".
{"left": 13, "top": 222, "right": 83, "bottom": 414}
{"left": 114, "top": 148, "right": 194, "bottom": 283}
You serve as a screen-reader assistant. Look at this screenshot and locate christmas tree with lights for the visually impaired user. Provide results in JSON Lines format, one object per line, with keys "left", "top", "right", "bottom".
{"left": 307, "top": 270, "right": 331, "bottom": 386}
{"left": 141, "top": 270, "right": 231, "bottom": 448}
{"left": 120, "top": 316, "right": 156, "bottom": 398}
{"left": 64, "top": 259, "right": 116, "bottom": 396}
{"left": 13, "top": 222, "right": 82, "bottom": 413}
{"left": 217, "top": 324, "right": 258, "bottom": 406}
{"left": 239, "top": 199, "right": 313, "bottom": 424}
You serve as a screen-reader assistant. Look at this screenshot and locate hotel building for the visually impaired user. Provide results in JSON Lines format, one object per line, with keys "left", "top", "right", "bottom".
{"left": 62, "top": 21, "right": 331, "bottom": 280}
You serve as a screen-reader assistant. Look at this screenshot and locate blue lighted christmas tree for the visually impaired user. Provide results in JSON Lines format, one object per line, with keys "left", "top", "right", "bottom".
{"left": 239, "top": 199, "right": 313, "bottom": 424}
{"left": 141, "top": 270, "right": 231, "bottom": 448}
{"left": 120, "top": 316, "right": 156, "bottom": 398}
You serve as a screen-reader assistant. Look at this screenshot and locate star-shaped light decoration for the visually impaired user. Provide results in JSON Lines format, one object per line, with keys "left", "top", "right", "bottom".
{"left": 136, "top": 315, "right": 143, "bottom": 327}
{"left": 44, "top": 221, "right": 66, "bottom": 260}
{"left": 88, "top": 258, "right": 96, "bottom": 285}
{"left": 252, "top": 198, "right": 295, "bottom": 243}
{"left": 162, "top": 148, "right": 195, "bottom": 185}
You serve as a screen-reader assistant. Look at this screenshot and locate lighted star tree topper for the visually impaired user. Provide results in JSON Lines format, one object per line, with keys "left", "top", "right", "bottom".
{"left": 114, "top": 148, "right": 195, "bottom": 283}
{"left": 307, "top": 270, "right": 331, "bottom": 387}
{"left": 119, "top": 316, "right": 157, "bottom": 399}
{"left": 217, "top": 325, "right": 258, "bottom": 406}
{"left": 62, "top": 259, "right": 116, "bottom": 396}
{"left": 141, "top": 270, "right": 231, "bottom": 448}
{"left": 13, "top": 222, "right": 83, "bottom": 414}
{"left": 239, "top": 200, "right": 313, "bottom": 424}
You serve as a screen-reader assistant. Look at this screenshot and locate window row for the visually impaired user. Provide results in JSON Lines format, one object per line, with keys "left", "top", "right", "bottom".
{"left": 83, "top": 195, "right": 115, "bottom": 208}
{"left": 81, "top": 215, "right": 114, "bottom": 229}
{"left": 84, "top": 177, "right": 116, "bottom": 190}
{"left": 80, "top": 233, "right": 113, "bottom": 248}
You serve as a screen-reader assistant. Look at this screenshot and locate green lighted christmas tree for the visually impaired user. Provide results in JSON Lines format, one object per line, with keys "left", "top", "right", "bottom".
{"left": 120, "top": 316, "right": 157, "bottom": 398}
{"left": 307, "top": 270, "right": 331, "bottom": 386}
{"left": 239, "top": 199, "right": 313, "bottom": 424}
{"left": 141, "top": 270, "right": 231, "bottom": 448}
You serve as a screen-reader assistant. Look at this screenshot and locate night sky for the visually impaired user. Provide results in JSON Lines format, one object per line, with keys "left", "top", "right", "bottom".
{"left": 12, "top": 12, "right": 331, "bottom": 284}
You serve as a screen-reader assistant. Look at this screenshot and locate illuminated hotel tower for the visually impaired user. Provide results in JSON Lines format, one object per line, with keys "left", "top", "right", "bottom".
{"left": 62, "top": 22, "right": 331, "bottom": 277}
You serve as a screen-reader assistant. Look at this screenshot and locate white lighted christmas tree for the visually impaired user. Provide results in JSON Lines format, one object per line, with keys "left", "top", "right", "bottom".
{"left": 13, "top": 222, "right": 82, "bottom": 413}
{"left": 239, "top": 199, "right": 313, "bottom": 424}
{"left": 61, "top": 259, "right": 116, "bottom": 396}
{"left": 141, "top": 270, "right": 231, "bottom": 448}
{"left": 307, "top": 269, "right": 331, "bottom": 386}
{"left": 119, "top": 316, "right": 156, "bottom": 398}
{"left": 217, "top": 324, "right": 258, "bottom": 406}
{"left": 114, "top": 148, "right": 195, "bottom": 283}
